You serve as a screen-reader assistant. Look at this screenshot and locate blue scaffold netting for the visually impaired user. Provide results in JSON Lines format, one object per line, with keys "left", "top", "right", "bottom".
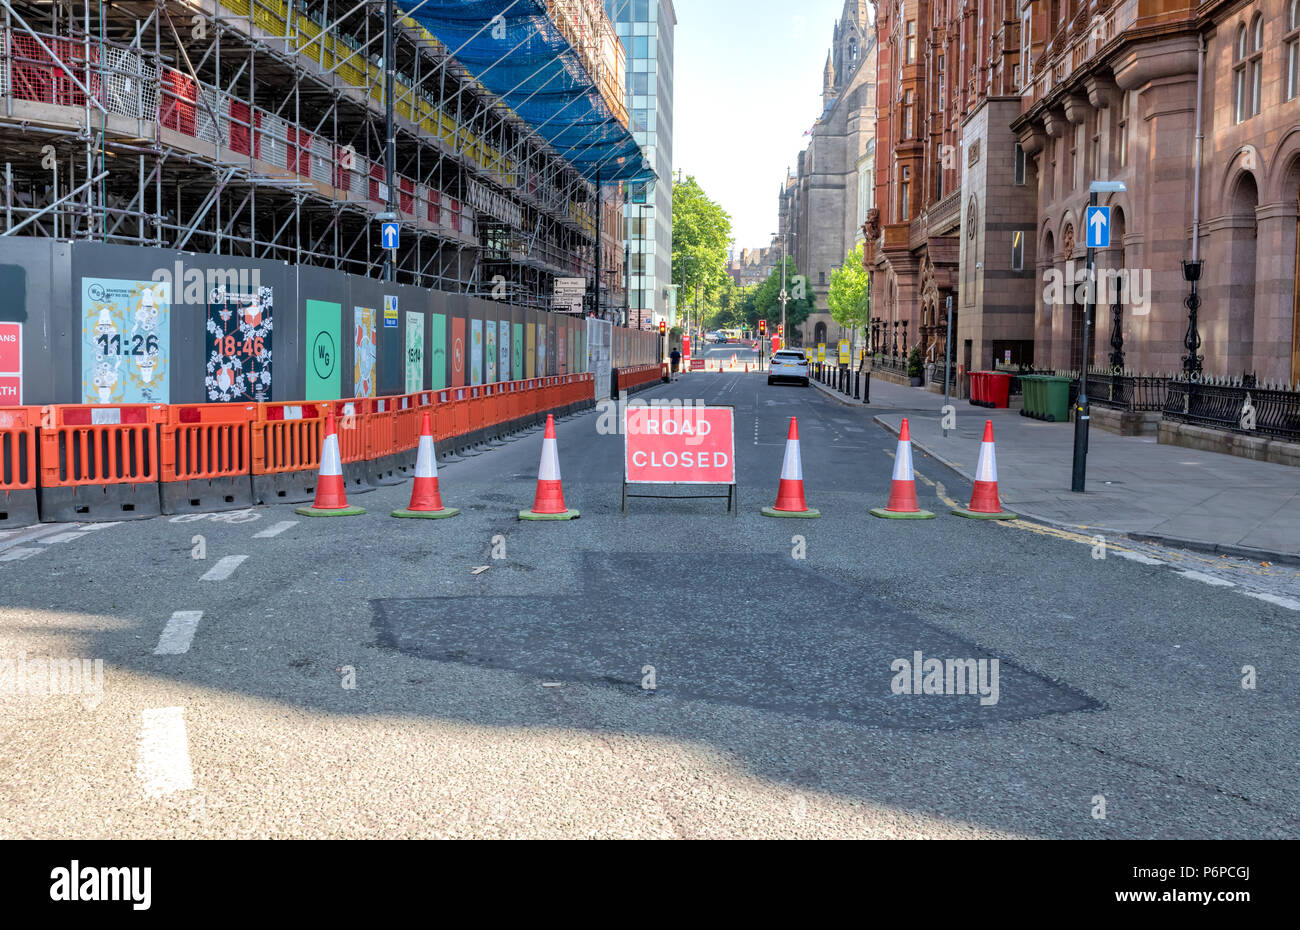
{"left": 403, "top": 0, "right": 654, "bottom": 184}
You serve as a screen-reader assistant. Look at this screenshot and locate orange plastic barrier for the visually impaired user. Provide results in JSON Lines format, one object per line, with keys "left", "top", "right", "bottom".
{"left": 159, "top": 403, "right": 257, "bottom": 513}
{"left": 0, "top": 406, "right": 39, "bottom": 492}
{"left": 0, "top": 406, "right": 40, "bottom": 525}
{"left": 252, "top": 403, "right": 327, "bottom": 476}
{"left": 38, "top": 403, "right": 165, "bottom": 521}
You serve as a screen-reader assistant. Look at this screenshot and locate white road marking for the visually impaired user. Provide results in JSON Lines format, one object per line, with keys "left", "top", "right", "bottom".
{"left": 200, "top": 555, "right": 248, "bottom": 581}
{"left": 78, "top": 522, "right": 121, "bottom": 531}
{"left": 1176, "top": 569, "right": 1236, "bottom": 588}
{"left": 39, "top": 531, "right": 90, "bottom": 544}
{"left": 154, "top": 611, "right": 203, "bottom": 655}
{"left": 0, "top": 547, "right": 42, "bottom": 562}
{"left": 1115, "top": 550, "right": 1165, "bottom": 565}
{"left": 137, "top": 707, "right": 195, "bottom": 799}
{"left": 252, "top": 521, "right": 298, "bottom": 539}
{"left": 1242, "top": 591, "right": 1300, "bottom": 611}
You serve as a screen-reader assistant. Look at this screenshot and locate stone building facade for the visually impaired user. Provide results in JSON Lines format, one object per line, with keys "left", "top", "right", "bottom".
{"left": 783, "top": 1, "right": 878, "bottom": 348}
{"left": 1013, "top": 0, "right": 1300, "bottom": 385}
{"left": 864, "top": 0, "right": 1036, "bottom": 374}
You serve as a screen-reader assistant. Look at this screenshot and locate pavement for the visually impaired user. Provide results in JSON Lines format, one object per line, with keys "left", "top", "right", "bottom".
{"left": 1, "top": 370, "right": 1297, "bottom": 838}
{"left": 812, "top": 374, "right": 1300, "bottom": 563}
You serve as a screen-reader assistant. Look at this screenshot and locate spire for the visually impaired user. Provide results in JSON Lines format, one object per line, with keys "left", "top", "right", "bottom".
{"left": 823, "top": 50, "right": 835, "bottom": 97}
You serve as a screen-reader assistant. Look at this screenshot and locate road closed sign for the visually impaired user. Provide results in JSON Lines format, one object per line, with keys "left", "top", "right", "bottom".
{"left": 625, "top": 405, "right": 735, "bottom": 485}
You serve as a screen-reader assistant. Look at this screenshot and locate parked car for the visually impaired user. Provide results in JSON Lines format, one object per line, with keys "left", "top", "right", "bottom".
{"left": 768, "top": 350, "right": 809, "bottom": 387}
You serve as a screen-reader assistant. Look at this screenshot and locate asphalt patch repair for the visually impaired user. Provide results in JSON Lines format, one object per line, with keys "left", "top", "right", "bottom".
{"left": 371, "top": 553, "right": 1101, "bottom": 730}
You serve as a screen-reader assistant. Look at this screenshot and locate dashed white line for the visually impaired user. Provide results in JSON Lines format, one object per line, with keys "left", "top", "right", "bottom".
{"left": 1242, "top": 591, "right": 1300, "bottom": 611}
{"left": 200, "top": 555, "right": 248, "bottom": 581}
{"left": 137, "top": 708, "right": 195, "bottom": 799}
{"left": 40, "top": 531, "right": 90, "bottom": 544}
{"left": 1114, "top": 550, "right": 1165, "bottom": 565}
{"left": 154, "top": 611, "right": 203, "bottom": 655}
{"left": 252, "top": 521, "right": 298, "bottom": 539}
{"left": 1176, "top": 569, "right": 1236, "bottom": 588}
{"left": 0, "top": 547, "right": 42, "bottom": 562}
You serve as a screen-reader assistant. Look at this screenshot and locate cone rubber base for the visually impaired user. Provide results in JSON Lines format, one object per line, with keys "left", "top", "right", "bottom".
{"left": 392, "top": 507, "right": 460, "bottom": 520}
{"left": 519, "top": 509, "right": 580, "bottom": 521}
{"left": 761, "top": 506, "right": 821, "bottom": 519}
{"left": 869, "top": 507, "right": 935, "bottom": 520}
{"left": 951, "top": 508, "right": 1017, "bottom": 521}
{"left": 296, "top": 504, "right": 367, "bottom": 517}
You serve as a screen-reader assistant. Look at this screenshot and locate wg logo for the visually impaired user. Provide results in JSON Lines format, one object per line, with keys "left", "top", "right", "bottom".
{"left": 312, "top": 331, "right": 336, "bottom": 379}
{"left": 86, "top": 283, "right": 107, "bottom": 302}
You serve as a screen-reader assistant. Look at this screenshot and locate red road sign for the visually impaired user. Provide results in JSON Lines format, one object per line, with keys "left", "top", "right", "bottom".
{"left": 624, "top": 405, "right": 735, "bottom": 485}
{"left": 689, "top": 358, "right": 705, "bottom": 370}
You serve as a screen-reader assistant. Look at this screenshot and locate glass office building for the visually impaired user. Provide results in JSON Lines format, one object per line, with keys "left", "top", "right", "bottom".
{"left": 605, "top": 0, "right": 675, "bottom": 328}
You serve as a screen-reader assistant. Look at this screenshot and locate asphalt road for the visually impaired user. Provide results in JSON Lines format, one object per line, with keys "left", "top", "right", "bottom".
{"left": 1, "top": 372, "right": 1296, "bottom": 838}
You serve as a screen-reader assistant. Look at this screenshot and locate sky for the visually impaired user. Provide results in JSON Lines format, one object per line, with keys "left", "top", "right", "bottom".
{"left": 670, "top": 0, "right": 863, "bottom": 253}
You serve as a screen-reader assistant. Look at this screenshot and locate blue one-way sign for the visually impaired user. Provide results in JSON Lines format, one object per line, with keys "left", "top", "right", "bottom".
{"left": 1085, "top": 205, "right": 1110, "bottom": 249}
{"left": 381, "top": 222, "right": 400, "bottom": 250}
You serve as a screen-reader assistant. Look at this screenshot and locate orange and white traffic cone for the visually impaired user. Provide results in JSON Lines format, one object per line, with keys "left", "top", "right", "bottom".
{"left": 519, "top": 414, "right": 579, "bottom": 521}
{"left": 762, "top": 417, "right": 820, "bottom": 518}
{"left": 296, "top": 412, "right": 366, "bottom": 517}
{"left": 870, "top": 418, "right": 935, "bottom": 520}
{"left": 392, "top": 411, "right": 460, "bottom": 519}
{"left": 952, "top": 420, "right": 1017, "bottom": 520}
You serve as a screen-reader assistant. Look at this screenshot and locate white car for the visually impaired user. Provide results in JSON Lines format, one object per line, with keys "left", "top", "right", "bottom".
{"left": 768, "top": 350, "right": 810, "bottom": 387}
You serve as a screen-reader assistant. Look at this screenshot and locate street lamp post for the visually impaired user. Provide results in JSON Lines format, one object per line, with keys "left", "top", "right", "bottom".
{"left": 1072, "top": 180, "right": 1127, "bottom": 494}
{"left": 382, "top": 0, "right": 396, "bottom": 283}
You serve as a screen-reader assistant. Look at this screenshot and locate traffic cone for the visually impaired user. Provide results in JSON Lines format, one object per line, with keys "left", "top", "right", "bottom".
{"left": 519, "top": 414, "right": 579, "bottom": 521}
{"left": 952, "top": 420, "right": 1017, "bottom": 520}
{"left": 392, "top": 411, "right": 460, "bottom": 519}
{"left": 762, "top": 417, "right": 820, "bottom": 518}
{"left": 296, "top": 412, "right": 366, "bottom": 517}
{"left": 870, "top": 418, "right": 935, "bottom": 520}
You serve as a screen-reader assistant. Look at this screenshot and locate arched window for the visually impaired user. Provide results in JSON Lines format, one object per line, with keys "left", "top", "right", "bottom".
{"left": 849, "top": 38, "right": 858, "bottom": 62}
{"left": 1235, "top": 17, "right": 1263, "bottom": 122}
{"left": 1287, "top": 1, "right": 1300, "bottom": 101}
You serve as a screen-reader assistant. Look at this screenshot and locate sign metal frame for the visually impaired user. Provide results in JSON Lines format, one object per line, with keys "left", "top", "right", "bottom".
{"left": 621, "top": 403, "right": 738, "bottom": 517}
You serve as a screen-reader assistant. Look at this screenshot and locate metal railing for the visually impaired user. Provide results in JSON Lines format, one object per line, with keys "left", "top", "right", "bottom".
{"left": 1085, "top": 372, "right": 1169, "bottom": 413}
{"left": 1163, "top": 380, "right": 1300, "bottom": 442}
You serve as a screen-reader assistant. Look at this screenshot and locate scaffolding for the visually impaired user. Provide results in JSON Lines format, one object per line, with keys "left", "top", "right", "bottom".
{"left": 0, "top": 0, "right": 624, "bottom": 309}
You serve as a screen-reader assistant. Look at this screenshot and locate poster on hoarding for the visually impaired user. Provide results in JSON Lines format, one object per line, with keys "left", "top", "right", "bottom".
{"left": 353, "top": 307, "right": 378, "bottom": 398}
{"left": 305, "top": 299, "right": 341, "bottom": 400}
{"left": 0, "top": 322, "right": 20, "bottom": 404}
{"left": 81, "top": 277, "right": 170, "bottom": 404}
{"left": 537, "top": 323, "right": 546, "bottom": 376}
{"left": 206, "top": 286, "right": 273, "bottom": 402}
{"left": 499, "top": 320, "right": 511, "bottom": 383}
{"left": 513, "top": 322, "right": 524, "bottom": 380}
{"left": 452, "top": 317, "right": 465, "bottom": 387}
{"left": 431, "top": 313, "right": 447, "bottom": 390}
{"left": 525, "top": 323, "right": 536, "bottom": 378}
{"left": 406, "top": 312, "right": 424, "bottom": 393}
{"left": 470, "top": 319, "right": 483, "bottom": 386}
{"left": 485, "top": 319, "right": 497, "bottom": 383}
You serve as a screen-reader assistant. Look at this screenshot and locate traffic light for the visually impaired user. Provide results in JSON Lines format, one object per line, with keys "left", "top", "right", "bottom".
{"left": 778, "top": 324, "right": 784, "bottom": 338}
{"left": 658, "top": 320, "right": 667, "bottom": 336}
{"left": 758, "top": 320, "right": 767, "bottom": 336}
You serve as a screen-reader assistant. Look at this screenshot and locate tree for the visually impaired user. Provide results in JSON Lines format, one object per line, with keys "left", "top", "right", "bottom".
{"left": 671, "top": 175, "right": 733, "bottom": 321}
{"left": 827, "top": 243, "right": 871, "bottom": 355}
{"left": 747, "top": 258, "right": 814, "bottom": 341}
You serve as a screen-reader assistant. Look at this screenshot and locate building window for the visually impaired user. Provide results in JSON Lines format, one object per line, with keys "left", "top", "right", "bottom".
{"left": 1235, "top": 18, "right": 1263, "bottom": 122}
{"left": 1090, "top": 118, "right": 1102, "bottom": 180}
{"left": 1014, "top": 143, "right": 1026, "bottom": 185}
{"left": 1021, "top": 13, "right": 1032, "bottom": 87}
{"left": 1070, "top": 123, "right": 1081, "bottom": 190}
{"left": 906, "top": 21, "right": 917, "bottom": 65}
{"left": 1118, "top": 91, "right": 1129, "bottom": 168}
{"left": 1012, "top": 231, "right": 1025, "bottom": 272}
{"left": 1288, "top": 1, "right": 1300, "bottom": 101}
{"left": 937, "top": 55, "right": 945, "bottom": 108}
{"left": 902, "top": 90, "right": 914, "bottom": 138}
{"left": 900, "top": 166, "right": 911, "bottom": 222}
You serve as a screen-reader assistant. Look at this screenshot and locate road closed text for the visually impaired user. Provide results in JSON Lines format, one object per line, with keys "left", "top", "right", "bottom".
{"left": 625, "top": 406, "right": 735, "bottom": 485}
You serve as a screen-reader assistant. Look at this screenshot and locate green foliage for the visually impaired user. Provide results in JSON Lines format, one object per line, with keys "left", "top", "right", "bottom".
{"left": 745, "top": 258, "right": 814, "bottom": 337}
{"left": 907, "top": 344, "right": 923, "bottom": 378}
{"left": 827, "top": 244, "right": 870, "bottom": 335}
{"left": 671, "top": 176, "right": 733, "bottom": 310}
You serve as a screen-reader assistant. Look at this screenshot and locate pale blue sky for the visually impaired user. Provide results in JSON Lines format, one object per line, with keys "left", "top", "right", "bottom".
{"left": 672, "top": 0, "right": 861, "bottom": 252}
